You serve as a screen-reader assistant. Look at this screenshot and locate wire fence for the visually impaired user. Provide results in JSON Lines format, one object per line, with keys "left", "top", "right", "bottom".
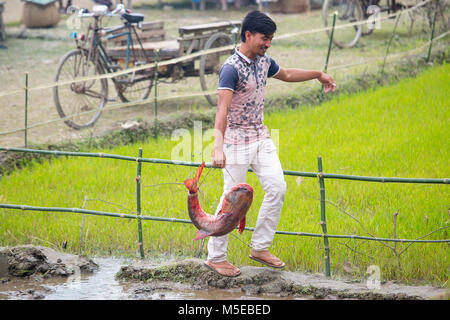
{"left": 0, "top": 146, "right": 448, "bottom": 277}
{"left": 0, "top": 0, "right": 448, "bottom": 147}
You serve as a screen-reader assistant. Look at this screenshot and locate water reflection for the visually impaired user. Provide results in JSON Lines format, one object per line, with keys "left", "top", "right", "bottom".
{"left": 44, "top": 257, "right": 131, "bottom": 300}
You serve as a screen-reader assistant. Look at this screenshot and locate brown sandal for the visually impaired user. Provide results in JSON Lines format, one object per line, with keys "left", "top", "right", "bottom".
{"left": 204, "top": 260, "right": 241, "bottom": 277}
{"left": 249, "top": 250, "right": 285, "bottom": 269}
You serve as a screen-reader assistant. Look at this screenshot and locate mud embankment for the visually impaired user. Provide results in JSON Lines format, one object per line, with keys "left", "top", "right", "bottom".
{"left": 0, "top": 245, "right": 98, "bottom": 278}
{"left": 0, "top": 245, "right": 98, "bottom": 299}
{"left": 117, "top": 258, "right": 449, "bottom": 300}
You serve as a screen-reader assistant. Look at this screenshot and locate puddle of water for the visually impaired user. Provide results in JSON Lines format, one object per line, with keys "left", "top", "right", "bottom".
{"left": 44, "top": 257, "right": 131, "bottom": 300}
{"left": 0, "top": 257, "right": 305, "bottom": 300}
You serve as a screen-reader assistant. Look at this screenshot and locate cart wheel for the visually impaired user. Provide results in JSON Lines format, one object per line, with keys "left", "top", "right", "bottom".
{"left": 53, "top": 49, "right": 108, "bottom": 130}
{"left": 199, "top": 32, "right": 234, "bottom": 106}
{"left": 322, "top": 0, "right": 363, "bottom": 48}
{"left": 115, "top": 73, "right": 153, "bottom": 103}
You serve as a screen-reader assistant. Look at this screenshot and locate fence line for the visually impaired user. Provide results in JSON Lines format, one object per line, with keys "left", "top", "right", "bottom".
{"left": 327, "top": 30, "right": 448, "bottom": 71}
{"left": 274, "top": 0, "right": 432, "bottom": 41}
{"left": 0, "top": 0, "right": 434, "bottom": 99}
{"left": 0, "top": 204, "right": 447, "bottom": 244}
{"left": 0, "top": 89, "right": 217, "bottom": 136}
{"left": 0, "top": 147, "right": 448, "bottom": 276}
{"left": 1, "top": 147, "right": 448, "bottom": 184}
{"left": 0, "top": 30, "right": 447, "bottom": 138}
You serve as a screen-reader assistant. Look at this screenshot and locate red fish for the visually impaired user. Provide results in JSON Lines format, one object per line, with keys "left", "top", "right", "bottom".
{"left": 184, "top": 162, "right": 254, "bottom": 240}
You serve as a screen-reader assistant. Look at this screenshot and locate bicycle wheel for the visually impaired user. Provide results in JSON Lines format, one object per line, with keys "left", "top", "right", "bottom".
{"left": 53, "top": 49, "right": 108, "bottom": 130}
{"left": 322, "top": 0, "right": 364, "bottom": 48}
{"left": 199, "top": 32, "right": 234, "bottom": 106}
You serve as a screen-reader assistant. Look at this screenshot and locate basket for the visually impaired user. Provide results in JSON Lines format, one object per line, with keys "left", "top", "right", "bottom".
{"left": 22, "top": 0, "right": 60, "bottom": 28}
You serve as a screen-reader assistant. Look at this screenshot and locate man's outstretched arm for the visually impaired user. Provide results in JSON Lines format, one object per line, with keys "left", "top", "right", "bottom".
{"left": 274, "top": 67, "right": 337, "bottom": 93}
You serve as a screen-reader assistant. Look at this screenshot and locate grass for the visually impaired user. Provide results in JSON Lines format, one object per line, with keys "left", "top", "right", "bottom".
{"left": 1, "top": 62, "right": 449, "bottom": 285}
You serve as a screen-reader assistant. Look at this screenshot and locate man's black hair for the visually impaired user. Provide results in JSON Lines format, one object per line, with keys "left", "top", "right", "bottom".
{"left": 240, "top": 10, "right": 277, "bottom": 43}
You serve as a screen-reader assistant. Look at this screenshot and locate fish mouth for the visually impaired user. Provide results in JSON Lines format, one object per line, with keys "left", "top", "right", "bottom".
{"left": 233, "top": 183, "right": 254, "bottom": 194}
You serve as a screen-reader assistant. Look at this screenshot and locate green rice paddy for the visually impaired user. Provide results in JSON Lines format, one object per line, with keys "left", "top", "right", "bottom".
{"left": 1, "top": 63, "right": 449, "bottom": 285}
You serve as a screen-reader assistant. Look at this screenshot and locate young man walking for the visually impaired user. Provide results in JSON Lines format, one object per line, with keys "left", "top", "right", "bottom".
{"left": 205, "top": 11, "right": 336, "bottom": 277}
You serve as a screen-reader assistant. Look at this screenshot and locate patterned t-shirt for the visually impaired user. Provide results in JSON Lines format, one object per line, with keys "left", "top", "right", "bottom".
{"left": 218, "top": 48, "right": 280, "bottom": 145}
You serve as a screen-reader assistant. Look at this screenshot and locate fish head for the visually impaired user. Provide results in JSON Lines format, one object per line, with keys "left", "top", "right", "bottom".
{"left": 221, "top": 183, "right": 254, "bottom": 214}
{"left": 184, "top": 162, "right": 205, "bottom": 194}
{"left": 231, "top": 183, "right": 254, "bottom": 195}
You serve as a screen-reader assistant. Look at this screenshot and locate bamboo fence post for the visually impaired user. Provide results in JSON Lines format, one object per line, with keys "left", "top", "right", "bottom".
{"left": 320, "top": 11, "right": 337, "bottom": 102}
{"left": 381, "top": 12, "right": 402, "bottom": 76}
{"left": 426, "top": 0, "right": 439, "bottom": 62}
{"left": 317, "top": 157, "right": 331, "bottom": 277}
{"left": 154, "top": 49, "right": 159, "bottom": 138}
{"left": 136, "top": 148, "right": 145, "bottom": 258}
{"left": 24, "top": 73, "right": 29, "bottom": 148}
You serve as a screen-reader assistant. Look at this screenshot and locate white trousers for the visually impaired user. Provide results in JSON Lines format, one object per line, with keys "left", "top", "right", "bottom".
{"left": 207, "top": 138, "right": 287, "bottom": 262}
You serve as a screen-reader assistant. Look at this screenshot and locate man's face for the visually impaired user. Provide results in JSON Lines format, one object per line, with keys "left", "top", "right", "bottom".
{"left": 246, "top": 31, "right": 274, "bottom": 56}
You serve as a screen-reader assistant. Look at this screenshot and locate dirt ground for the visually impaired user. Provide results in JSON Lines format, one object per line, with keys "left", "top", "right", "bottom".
{"left": 0, "top": 1, "right": 446, "bottom": 149}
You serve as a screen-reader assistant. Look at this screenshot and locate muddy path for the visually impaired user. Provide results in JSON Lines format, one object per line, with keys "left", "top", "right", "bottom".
{"left": 0, "top": 245, "right": 447, "bottom": 300}
{"left": 117, "top": 258, "right": 449, "bottom": 300}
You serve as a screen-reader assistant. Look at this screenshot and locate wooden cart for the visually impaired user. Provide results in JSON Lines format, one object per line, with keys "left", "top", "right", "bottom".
{"left": 106, "top": 19, "right": 241, "bottom": 105}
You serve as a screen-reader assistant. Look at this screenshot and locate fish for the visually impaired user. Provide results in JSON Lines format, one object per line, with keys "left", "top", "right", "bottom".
{"left": 184, "top": 162, "right": 254, "bottom": 240}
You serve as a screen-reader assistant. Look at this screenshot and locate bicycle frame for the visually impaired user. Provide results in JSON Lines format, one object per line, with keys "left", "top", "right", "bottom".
{"left": 105, "top": 23, "right": 151, "bottom": 71}
{"left": 76, "top": 16, "right": 151, "bottom": 86}
{"left": 361, "top": 0, "right": 410, "bottom": 19}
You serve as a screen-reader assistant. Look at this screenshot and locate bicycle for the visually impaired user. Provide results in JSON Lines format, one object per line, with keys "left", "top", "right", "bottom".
{"left": 53, "top": 4, "right": 239, "bottom": 130}
{"left": 321, "top": 0, "right": 437, "bottom": 48}
{"left": 53, "top": 4, "right": 153, "bottom": 130}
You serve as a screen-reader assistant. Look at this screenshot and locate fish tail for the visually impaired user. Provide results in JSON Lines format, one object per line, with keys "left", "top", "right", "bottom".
{"left": 184, "top": 162, "right": 205, "bottom": 193}
{"left": 183, "top": 178, "right": 194, "bottom": 191}
{"left": 194, "top": 229, "right": 212, "bottom": 240}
